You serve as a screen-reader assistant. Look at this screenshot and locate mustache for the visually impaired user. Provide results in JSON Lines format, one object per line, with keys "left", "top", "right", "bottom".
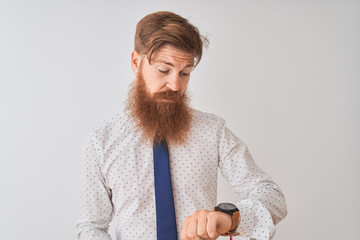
{"left": 151, "top": 90, "right": 182, "bottom": 101}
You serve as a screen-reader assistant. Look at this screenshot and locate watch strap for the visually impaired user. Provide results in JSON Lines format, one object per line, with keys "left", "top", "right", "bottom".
{"left": 213, "top": 206, "right": 240, "bottom": 236}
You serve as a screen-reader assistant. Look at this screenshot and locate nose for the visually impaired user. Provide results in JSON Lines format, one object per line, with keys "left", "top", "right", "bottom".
{"left": 166, "top": 74, "right": 181, "bottom": 92}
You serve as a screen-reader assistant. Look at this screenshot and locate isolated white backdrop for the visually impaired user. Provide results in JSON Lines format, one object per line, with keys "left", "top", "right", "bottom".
{"left": 0, "top": 1, "right": 359, "bottom": 240}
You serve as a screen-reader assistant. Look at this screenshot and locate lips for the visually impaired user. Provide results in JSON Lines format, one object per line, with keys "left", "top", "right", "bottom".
{"left": 162, "top": 97, "right": 176, "bottom": 101}
{"left": 154, "top": 92, "right": 180, "bottom": 102}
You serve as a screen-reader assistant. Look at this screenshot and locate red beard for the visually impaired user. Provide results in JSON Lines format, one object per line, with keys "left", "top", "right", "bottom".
{"left": 126, "top": 69, "right": 193, "bottom": 146}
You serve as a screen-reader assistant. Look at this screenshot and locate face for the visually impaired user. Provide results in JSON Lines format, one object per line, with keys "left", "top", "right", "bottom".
{"left": 127, "top": 44, "right": 194, "bottom": 145}
{"left": 131, "top": 44, "right": 195, "bottom": 99}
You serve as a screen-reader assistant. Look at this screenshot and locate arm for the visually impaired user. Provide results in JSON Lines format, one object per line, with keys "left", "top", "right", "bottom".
{"left": 76, "top": 134, "right": 113, "bottom": 240}
{"left": 218, "top": 121, "right": 287, "bottom": 239}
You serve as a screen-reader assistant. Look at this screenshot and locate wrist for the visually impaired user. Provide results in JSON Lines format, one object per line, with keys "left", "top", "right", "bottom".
{"left": 214, "top": 202, "right": 240, "bottom": 236}
{"left": 223, "top": 212, "right": 233, "bottom": 233}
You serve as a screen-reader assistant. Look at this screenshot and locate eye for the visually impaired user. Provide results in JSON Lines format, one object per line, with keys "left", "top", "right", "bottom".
{"left": 158, "top": 69, "right": 169, "bottom": 74}
{"left": 182, "top": 72, "right": 190, "bottom": 76}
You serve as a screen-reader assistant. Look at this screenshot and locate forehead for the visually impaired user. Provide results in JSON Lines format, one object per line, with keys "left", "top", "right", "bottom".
{"left": 150, "top": 45, "right": 195, "bottom": 67}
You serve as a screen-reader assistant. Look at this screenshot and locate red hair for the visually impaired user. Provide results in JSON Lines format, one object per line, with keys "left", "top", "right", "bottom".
{"left": 134, "top": 11, "right": 209, "bottom": 68}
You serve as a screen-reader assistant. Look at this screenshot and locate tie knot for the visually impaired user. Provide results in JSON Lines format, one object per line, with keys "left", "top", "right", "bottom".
{"left": 154, "top": 140, "right": 167, "bottom": 149}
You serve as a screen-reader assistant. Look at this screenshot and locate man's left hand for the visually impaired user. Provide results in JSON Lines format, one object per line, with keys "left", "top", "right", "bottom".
{"left": 180, "top": 210, "right": 232, "bottom": 240}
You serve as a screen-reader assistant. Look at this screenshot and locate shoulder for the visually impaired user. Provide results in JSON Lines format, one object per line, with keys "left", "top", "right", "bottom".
{"left": 192, "top": 108, "right": 226, "bottom": 124}
{"left": 191, "top": 108, "right": 226, "bottom": 130}
{"left": 86, "top": 110, "right": 131, "bottom": 145}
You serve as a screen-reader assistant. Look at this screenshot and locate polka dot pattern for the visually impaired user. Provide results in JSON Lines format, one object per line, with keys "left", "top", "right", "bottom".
{"left": 76, "top": 109, "right": 287, "bottom": 240}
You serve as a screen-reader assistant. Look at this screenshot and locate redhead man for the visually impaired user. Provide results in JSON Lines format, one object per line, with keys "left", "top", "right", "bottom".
{"left": 77, "top": 11, "right": 287, "bottom": 240}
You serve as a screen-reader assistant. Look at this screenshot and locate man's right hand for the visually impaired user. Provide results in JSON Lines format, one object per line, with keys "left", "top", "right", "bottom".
{"left": 180, "top": 210, "right": 232, "bottom": 240}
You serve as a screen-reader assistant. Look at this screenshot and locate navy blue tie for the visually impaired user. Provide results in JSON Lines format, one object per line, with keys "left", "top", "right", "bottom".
{"left": 153, "top": 141, "right": 178, "bottom": 240}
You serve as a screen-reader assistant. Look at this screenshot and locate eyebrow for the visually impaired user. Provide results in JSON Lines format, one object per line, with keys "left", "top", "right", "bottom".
{"left": 155, "top": 60, "right": 194, "bottom": 69}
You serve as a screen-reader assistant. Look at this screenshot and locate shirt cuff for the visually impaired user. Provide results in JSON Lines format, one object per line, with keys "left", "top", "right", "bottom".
{"left": 233, "top": 199, "right": 276, "bottom": 240}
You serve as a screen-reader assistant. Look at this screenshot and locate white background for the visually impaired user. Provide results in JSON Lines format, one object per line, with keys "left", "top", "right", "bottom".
{"left": 1, "top": 1, "right": 359, "bottom": 239}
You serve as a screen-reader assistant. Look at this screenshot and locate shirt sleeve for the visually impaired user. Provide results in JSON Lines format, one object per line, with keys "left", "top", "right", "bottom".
{"left": 217, "top": 120, "right": 287, "bottom": 240}
{"left": 76, "top": 133, "right": 114, "bottom": 240}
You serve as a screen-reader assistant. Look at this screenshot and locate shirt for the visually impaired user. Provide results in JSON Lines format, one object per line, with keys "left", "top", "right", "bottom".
{"left": 76, "top": 108, "right": 287, "bottom": 240}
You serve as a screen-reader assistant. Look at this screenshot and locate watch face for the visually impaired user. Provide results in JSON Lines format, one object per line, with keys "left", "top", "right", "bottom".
{"left": 218, "top": 202, "right": 237, "bottom": 211}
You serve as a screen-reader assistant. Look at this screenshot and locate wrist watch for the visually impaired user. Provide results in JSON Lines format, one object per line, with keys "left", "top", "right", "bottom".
{"left": 214, "top": 202, "right": 240, "bottom": 236}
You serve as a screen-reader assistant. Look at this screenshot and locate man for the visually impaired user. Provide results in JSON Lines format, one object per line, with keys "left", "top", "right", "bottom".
{"left": 77, "top": 11, "right": 287, "bottom": 240}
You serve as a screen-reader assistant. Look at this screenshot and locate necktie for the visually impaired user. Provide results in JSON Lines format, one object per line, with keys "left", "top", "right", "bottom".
{"left": 153, "top": 141, "right": 178, "bottom": 240}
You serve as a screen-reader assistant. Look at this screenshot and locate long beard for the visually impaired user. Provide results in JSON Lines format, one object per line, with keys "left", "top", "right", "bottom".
{"left": 125, "top": 70, "right": 193, "bottom": 146}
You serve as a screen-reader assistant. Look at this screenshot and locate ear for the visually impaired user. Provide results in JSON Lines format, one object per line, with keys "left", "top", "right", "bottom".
{"left": 131, "top": 50, "right": 142, "bottom": 72}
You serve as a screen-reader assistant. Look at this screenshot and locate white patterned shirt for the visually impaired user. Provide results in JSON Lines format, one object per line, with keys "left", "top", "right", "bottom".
{"left": 76, "top": 108, "right": 287, "bottom": 240}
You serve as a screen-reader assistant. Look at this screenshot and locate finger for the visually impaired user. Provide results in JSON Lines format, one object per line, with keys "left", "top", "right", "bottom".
{"left": 187, "top": 216, "right": 202, "bottom": 240}
{"left": 206, "top": 212, "right": 220, "bottom": 239}
{"left": 197, "top": 211, "right": 209, "bottom": 239}
{"left": 181, "top": 216, "right": 190, "bottom": 240}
